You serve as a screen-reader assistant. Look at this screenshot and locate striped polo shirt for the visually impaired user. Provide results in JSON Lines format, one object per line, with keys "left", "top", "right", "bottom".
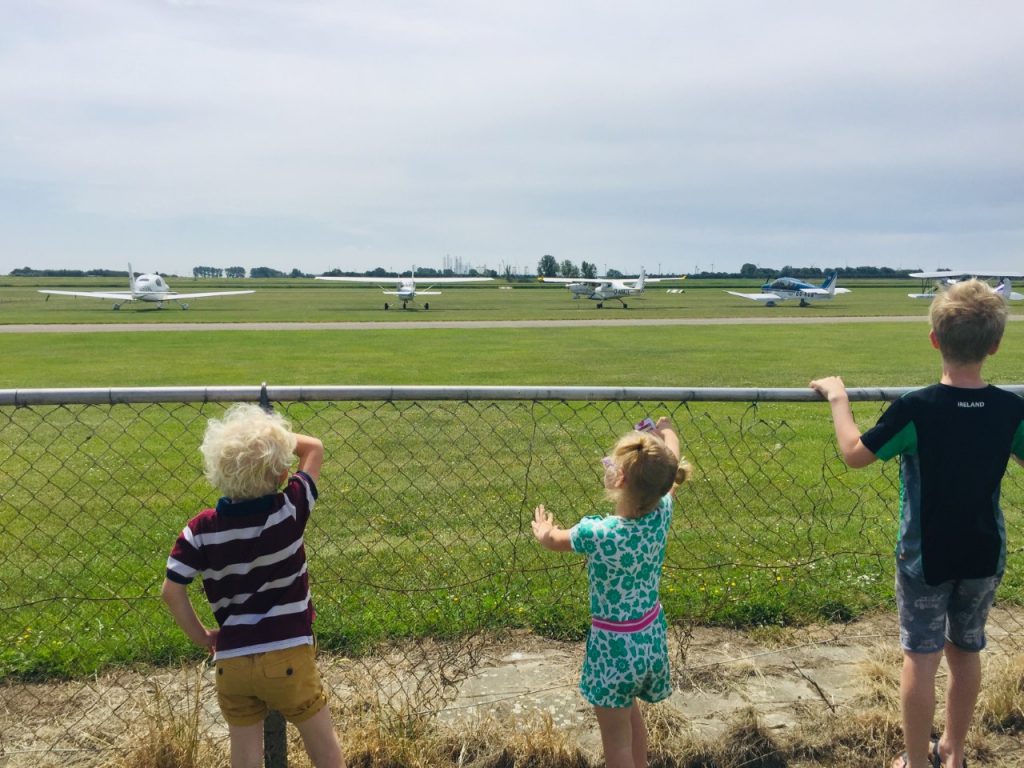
{"left": 166, "top": 472, "right": 318, "bottom": 660}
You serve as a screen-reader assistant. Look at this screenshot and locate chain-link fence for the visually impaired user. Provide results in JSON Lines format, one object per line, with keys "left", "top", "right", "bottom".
{"left": 1, "top": 385, "right": 1023, "bottom": 766}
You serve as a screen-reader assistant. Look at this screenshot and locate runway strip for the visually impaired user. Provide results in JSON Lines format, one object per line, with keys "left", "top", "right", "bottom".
{"left": 0, "top": 316, "right": 949, "bottom": 333}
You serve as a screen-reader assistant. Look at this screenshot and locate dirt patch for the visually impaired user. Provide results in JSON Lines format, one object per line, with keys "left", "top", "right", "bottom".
{"left": 1, "top": 610, "right": 1022, "bottom": 767}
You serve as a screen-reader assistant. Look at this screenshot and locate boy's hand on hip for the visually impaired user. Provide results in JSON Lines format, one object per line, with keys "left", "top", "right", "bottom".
{"left": 191, "top": 627, "right": 218, "bottom": 652}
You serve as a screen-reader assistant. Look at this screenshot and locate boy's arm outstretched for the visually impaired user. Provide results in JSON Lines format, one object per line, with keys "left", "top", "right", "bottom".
{"left": 809, "top": 376, "right": 877, "bottom": 468}
{"left": 293, "top": 433, "right": 324, "bottom": 482}
{"left": 532, "top": 505, "right": 573, "bottom": 552}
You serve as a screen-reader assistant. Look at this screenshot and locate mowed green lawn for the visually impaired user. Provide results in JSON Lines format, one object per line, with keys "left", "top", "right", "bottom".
{"left": 2, "top": 285, "right": 1023, "bottom": 679}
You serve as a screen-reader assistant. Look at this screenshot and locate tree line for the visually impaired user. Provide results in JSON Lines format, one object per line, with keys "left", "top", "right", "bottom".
{"left": 10, "top": 262, "right": 940, "bottom": 280}
{"left": 536, "top": 257, "right": 934, "bottom": 280}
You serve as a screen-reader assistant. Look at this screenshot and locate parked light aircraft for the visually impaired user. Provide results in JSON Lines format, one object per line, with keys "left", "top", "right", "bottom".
{"left": 726, "top": 272, "right": 850, "bottom": 307}
{"left": 38, "top": 265, "right": 255, "bottom": 309}
{"left": 542, "top": 268, "right": 666, "bottom": 308}
{"left": 908, "top": 270, "right": 1024, "bottom": 301}
{"left": 314, "top": 271, "right": 493, "bottom": 309}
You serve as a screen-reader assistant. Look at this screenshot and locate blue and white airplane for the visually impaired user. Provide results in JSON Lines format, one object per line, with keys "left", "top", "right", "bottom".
{"left": 908, "top": 270, "right": 1024, "bottom": 301}
{"left": 727, "top": 272, "right": 851, "bottom": 307}
{"left": 38, "top": 264, "right": 254, "bottom": 310}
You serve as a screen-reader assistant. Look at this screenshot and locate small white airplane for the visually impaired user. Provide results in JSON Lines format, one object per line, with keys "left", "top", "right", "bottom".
{"left": 38, "top": 264, "right": 255, "bottom": 310}
{"left": 908, "top": 270, "right": 1024, "bottom": 301}
{"left": 541, "top": 268, "right": 666, "bottom": 308}
{"left": 314, "top": 271, "right": 493, "bottom": 309}
{"left": 726, "top": 272, "right": 850, "bottom": 307}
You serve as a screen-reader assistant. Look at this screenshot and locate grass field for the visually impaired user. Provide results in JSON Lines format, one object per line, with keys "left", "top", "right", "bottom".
{"left": 0, "top": 274, "right": 979, "bottom": 324}
{"left": 2, "top": 276, "right": 1023, "bottom": 680}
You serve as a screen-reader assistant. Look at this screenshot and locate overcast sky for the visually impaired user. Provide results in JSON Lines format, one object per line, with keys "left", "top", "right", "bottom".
{"left": 1, "top": 1, "right": 1022, "bottom": 277}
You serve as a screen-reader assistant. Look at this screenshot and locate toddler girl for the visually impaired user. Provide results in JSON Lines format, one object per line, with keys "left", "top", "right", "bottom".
{"left": 532, "top": 417, "right": 690, "bottom": 768}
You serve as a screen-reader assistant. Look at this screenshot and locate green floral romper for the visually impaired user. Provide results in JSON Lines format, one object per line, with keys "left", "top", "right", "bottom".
{"left": 569, "top": 494, "right": 672, "bottom": 708}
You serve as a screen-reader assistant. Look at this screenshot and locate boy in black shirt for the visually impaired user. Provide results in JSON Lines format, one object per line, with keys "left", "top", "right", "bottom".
{"left": 811, "top": 279, "right": 1024, "bottom": 768}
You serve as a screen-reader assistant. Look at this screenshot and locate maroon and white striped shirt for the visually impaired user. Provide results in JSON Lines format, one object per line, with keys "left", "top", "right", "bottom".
{"left": 166, "top": 472, "right": 317, "bottom": 660}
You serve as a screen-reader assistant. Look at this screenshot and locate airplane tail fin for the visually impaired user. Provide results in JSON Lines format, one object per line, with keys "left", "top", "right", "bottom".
{"left": 128, "top": 263, "right": 135, "bottom": 292}
{"left": 996, "top": 278, "right": 1024, "bottom": 301}
{"left": 821, "top": 272, "right": 838, "bottom": 296}
{"left": 635, "top": 268, "right": 646, "bottom": 290}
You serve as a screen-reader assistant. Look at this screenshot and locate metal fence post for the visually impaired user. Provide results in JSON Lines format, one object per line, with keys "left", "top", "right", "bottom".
{"left": 264, "top": 710, "right": 287, "bottom": 768}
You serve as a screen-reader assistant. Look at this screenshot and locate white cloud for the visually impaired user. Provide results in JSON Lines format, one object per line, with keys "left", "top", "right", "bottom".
{"left": 1, "top": 0, "right": 1022, "bottom": 275}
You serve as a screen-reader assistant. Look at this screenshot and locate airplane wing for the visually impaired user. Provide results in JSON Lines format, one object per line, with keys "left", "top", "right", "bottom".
{"left": 417, "top": 277, "right": 493, "bottom": 284}
{"left": 38, "top": 290, "right": 135, "bottom": 301}
{"left": 910, "top": 270, "right": 1024, "bottom": 279}
{"left": 908, "top": 293, "right": 937, "bottom": 299}
{"left": 316, "top": 276, "right": 396, "bottom": 283}
{"left": 165, "top": 290, "right": 255, "bottom": 300}
{"left": 317, "top": 276, "right": 492, "bottom": 284}
{"left": 541, "top": 277, "right": 605, "bottom": 284}
{"left": 726, "top": 291, "right": 782, "bottom": 302}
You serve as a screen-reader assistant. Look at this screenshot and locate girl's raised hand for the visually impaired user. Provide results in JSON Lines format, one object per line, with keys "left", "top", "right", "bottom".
{"left": 532, "top": 504, "right": 554, "bottom": 542}
{"left": 532, "top": 504, "right": 573, "bottom": 551}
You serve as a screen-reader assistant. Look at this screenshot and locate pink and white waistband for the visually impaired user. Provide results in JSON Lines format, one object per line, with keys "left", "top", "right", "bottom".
{"left": 591, "top": 602, "right": 662, "bottom": 633}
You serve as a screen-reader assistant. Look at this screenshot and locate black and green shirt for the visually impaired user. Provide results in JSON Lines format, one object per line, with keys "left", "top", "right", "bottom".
{"left": 861, "top": 384, "right": 1024, "bottom": 585}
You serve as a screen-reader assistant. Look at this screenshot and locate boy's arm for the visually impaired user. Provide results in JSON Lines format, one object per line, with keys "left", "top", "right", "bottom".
{"left": 532, "top": 504, "right": 573, "bottom": 552}
{"left": 293, "top": 433, "right": 324, "bottom": 482}
{"left": 160, "top": 578, "right": 218, "bottom": 651}
{"left": 809, "top": 376, "right": 878, "bottom": 469}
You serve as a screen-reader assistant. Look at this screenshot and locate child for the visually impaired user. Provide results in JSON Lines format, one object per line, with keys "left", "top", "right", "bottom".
{"left": 161, "top": 403, "right": 345, "bottom": 768}
{"left": 810, "top": 279, "right": 1024, "bottom": 768}
{"left": 532, "top": 417, "right": 690, "bottom": 768}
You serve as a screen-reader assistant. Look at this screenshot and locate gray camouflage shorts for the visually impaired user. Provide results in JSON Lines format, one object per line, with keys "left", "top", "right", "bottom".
{"left": 895, "top": 568, "right": 1001, "bottom": 653}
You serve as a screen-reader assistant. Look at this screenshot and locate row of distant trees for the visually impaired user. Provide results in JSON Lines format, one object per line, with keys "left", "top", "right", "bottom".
{"left": 10, "top": 263, "right": 938, "bottom": 280}
{"left": 193, "top": 266, "right": 310, "bottom": 279}
{"left": 537, "top": 257, "right": 931, "bottom": 280}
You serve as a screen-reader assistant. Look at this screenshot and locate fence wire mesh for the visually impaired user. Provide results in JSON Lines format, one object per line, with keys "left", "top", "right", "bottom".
{"left": 1, "top": 386, "right": 1022, "bottom": 765}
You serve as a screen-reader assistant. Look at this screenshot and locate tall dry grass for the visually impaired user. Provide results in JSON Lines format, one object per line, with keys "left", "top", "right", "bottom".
{"left": 102, "top": 665, "right": 228, "bottom": 768}
{"left": 99, "top": 651, "right": 1024, "bottom": 768}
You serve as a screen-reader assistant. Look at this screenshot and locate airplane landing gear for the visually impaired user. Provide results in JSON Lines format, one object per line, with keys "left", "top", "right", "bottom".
{"left": 596, "top": 302, "right": 603, "bottom": 308}
{"left": 424, "top": 302, "right": 429, "bottom": 310}
{"left": 402, "top": 301, "right": 408, "bottom": 309}
{"left": 181, "top": 303, "right": 190, "bottom": 310}
{"left": 799, "top": 299, "right": 809, "bottom": 307}
{"left": 622, "top": 302, "right": 628, "bottom": 309}
{"left": 384, "top": 302, "right": 389, "bottom": 310}
{"left": 113, "top": 304, "right": 121, "bottom": 310}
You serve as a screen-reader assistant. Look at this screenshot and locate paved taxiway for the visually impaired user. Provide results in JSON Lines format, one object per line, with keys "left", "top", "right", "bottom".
{"left": 0, "top": 315, "right": 958, "bottom": 333}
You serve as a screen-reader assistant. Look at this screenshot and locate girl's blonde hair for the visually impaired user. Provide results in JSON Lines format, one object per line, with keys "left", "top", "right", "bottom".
{"left": 200, "top": 403, "right": 297, "bottom": 500}
{"left": 607, "top": 431, "right": 692, "bottom": 518}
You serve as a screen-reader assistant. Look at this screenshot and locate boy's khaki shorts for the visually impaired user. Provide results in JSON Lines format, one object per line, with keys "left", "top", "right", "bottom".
{"left": 215, "top": 643, "right": 327, "bottom": 726}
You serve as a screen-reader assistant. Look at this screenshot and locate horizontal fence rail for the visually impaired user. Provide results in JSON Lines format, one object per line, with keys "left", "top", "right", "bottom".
{"left": 1, "top": 385, "right": 1022, "bottom": 766}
